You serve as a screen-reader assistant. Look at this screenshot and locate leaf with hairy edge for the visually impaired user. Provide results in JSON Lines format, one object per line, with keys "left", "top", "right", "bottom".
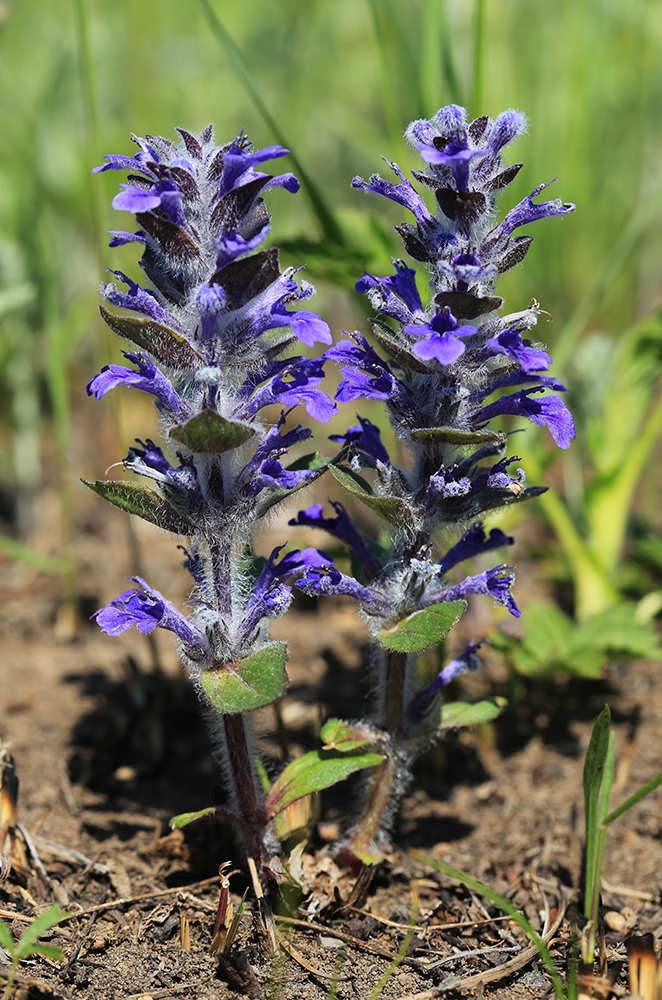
{"left": 330, "top": 464, "right": 415, "bottom": 531}
{"left": 170, "top": 807, "right": 218, "bottom": 829}
{"left": 170, "top": 410, "right": 255, "bottom": 454}
{"left": 413, "top": 697, "right": 507, "bottom": 738}
{"left": 265, "top": 748, "right": 384, "bottom": 820}
{"left": 379, "top": 600, "right": 466, "bottom": 653}
{"left": 82, "top": 480, "right": 194, "bottom": 534}
{"left": 200, "top": 642, "right": 288, "bottom": 714}
{"left": 320, "top": 718, "right": 378, "bottom": 752}
{"left": 410, "top": 426, "right": 504, "bottom": 445}
{"left": 99, "top": 306, "right": 204, "bottom": 368}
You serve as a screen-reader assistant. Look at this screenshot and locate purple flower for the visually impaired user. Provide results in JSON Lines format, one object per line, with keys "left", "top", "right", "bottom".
{"left": 295, "top": 549, "right": 390, "bottom": 611}
{"left": 481, "top": 180, "right": 575, "bottom": 252}
{"left": 237, "top": 409, "right": 312, "bottom": 491}
{"left": 438, "top": 525, "right": 514, "bottom": 576}
{"left": 415, "top": 132, "right": 487, "bottom": 192}
{"left": 474, "top": 389, "right": 575, "bottom": 449}
{"left": 407, "top": 639, "right": 485, "bottom": 720}
{"left": 214, "top": 225, "right": 270, "bottom": 271}
{"left": 241, "top": 357, "right": 336, "bottom": 423}
{"left": 329, "top": 415, "right": 391, "bottom": 466}
{"left": 356, "top": 260, "right": 424, "bottom": 325}
{"left": 112, "top": 177, "right": 186, "bottom": 227}
{"left": 217, "top": 138, "right": 299, "bottom": 198}
{"left": 484, "top": 327, "right": 551, "bottom": 373}
{"left": 440, "top": 251, "right": 496, "bottom": 293}
{"left": 92, "top": 577, "right": 207, "bottom": 648}
{"left": 289, "top": 501, "right": 381, "bottom": 577}
{"left": 240, "top": 545, "right": 308, "bottom": 636}
{"left": 101, "top": 270, "right": 174, "bottom": 326}
{"left": 405, "top": 308, "right": 477, "bottom": 365}
{"left": 93, "top": 136, "right": 160, "bottom": 178}
{"left": 352, "top": 161, "right": 435, "bottom": 230}
{"left": 249, "top": 458, "right": 317, "bottom": 494}
{"left": 429, "top": 565, "right": 520, "bottom": 618}
{"left": 87, "top": 352, "right": 187, "bottom": 416}
{"left": 124, "top": 439, "right": 202, "bottom": 503}
{"left": 327, "top": 333, "right": 415, "bottom": 413}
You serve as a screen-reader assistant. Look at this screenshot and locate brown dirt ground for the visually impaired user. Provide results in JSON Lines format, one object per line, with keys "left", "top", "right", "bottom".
{"left": 2, "top": 485, "right": 662, "bottom": 1000}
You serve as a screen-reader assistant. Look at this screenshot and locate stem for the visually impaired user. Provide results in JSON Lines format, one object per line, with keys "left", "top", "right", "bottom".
{"left": 222, "top": 714, "right": 264, "bottom": 862}
{"left": 381, "top": 650, "right": 407, "bottom": 736}
{"left": 343, "top": 756, "right": 397, "bottom": 865}
{"left": 209, "top": 537, "right": 232, "bottom": 616}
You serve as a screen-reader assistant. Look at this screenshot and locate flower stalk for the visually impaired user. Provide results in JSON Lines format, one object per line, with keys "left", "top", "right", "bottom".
{"left": 293, "top": 104, "right": 575, "bottom": 864}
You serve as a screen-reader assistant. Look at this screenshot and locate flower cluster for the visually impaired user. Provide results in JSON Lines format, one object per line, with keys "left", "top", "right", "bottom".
{"left": 86, "top": 127, "right": 339, "bottom": 871}
{"left": 288, "top": 105, "right": 575, "bottom": 863}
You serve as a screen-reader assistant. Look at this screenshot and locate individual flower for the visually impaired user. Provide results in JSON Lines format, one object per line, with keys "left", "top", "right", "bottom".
{"left": 86, "top": 352, "right": 187, "bottom": 416}
{"left": 93, "top": 577, "right": 208, "bottom": 648}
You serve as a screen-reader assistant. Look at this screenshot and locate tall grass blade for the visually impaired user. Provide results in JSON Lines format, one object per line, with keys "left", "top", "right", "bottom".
{"left": 366, "top": 0, "right": 402, "bottom": 154}
{"left": 471, "top": 0, "right": 486, "bottom": 119}
{"left": 411, "top": 851, "right": 565, "bottom": 999}
{"left": 196, "top": 0, "right": 346, "bottom": 246}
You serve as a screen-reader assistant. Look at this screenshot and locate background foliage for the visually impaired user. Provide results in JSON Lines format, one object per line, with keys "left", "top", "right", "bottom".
{"left": 1, "top": 0, "right": 661, "bottom": 662}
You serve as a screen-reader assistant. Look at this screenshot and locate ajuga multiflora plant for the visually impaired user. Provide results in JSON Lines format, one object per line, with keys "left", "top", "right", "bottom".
{"left": 290, "top": 105, "right": 576, "bottom": 866}
{"left": 85, "top": 127, "right": 384, "bottom": 885}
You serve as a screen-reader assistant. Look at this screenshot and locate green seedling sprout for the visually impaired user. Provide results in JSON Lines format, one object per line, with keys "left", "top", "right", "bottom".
{"left": 0, "top": 905, "right": 65, "bottom": 1000}
{"left": 581, "top": 705, "right": 662, "bottom": 967}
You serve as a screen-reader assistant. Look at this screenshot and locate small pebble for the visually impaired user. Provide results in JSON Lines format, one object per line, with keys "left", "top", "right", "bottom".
{"left": 604, "top": 910, "right": 627, "bottom": 932}
{"left": 113, "top": 765, "right": 137, "bottom": 782}
{"left": 318, "top": 821, "right": 340, "bottom": 842}
{"left": 319, "top": 935, "right": 343, "bottom": 949}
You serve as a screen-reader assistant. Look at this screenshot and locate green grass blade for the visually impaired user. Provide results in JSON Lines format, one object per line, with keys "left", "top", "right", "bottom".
{"left": 0, "top": 533, "right": 64, "bottom": 574}
{"left": 196, "top": 0, "right": 346, "bottom": 246}
{"left": 366, "top": 0, "right": 402, "bottom": 154}
{"left": 582, "top": 706, "right": 611, "bottom": 919}
{"left": 366, "top": 885, "right": 418, "bottom": 1000}
{"left": 605, "top": 767, "right": 662, "bottom": 827}
{"left": 471, "top": 0, "right": 486, "bottom": 118}
{"left": 13, "top": 905, "right": 66, "bottom": 961}
{"left": 411, "top": 851, "right": 565, "bottom": 1000}
{"left": 421, "top": 0, "right": 463, "bottom": 112}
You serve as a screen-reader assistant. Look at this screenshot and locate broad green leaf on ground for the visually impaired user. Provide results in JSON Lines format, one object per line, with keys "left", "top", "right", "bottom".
{"left": 498, "top": 600, "right": 662, "bottom": 678}
{"left": 200, "top": 642, "right": 288, "bottom": 714}
{"left": 378, "top": 600, "right": 466, "bottom": 653}
{"left": 170, "top": 410, "right": 255, "bottom": 453}
{"left": 329, "top": 464, "right": 415, "bottom": 531}
{"left": 170, "top": 806, "right": 218, "bottom": 829}
{"left": 82, "top": 481, "right": 194, "bottom": 535}
{"left": 265, "top": 747, "right": 384, "bottom": 820}
{"left": 99, "top": 305, "right": 204, "bottom": 368}
{"left": 320, "top": 718, "right": 378, "bottom": 752}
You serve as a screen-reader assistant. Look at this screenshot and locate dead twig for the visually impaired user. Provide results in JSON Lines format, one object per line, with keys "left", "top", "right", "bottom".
{"left": 274, "top": 914, "right": 428, "bottom": 971}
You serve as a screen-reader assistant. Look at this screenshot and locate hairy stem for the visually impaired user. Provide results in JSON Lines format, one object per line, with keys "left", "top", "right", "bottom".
{"left": 380, "top": 650, "right": 407, "bottom": 736}
{"left": 222, "top": 714, "right": 265, "bottom": 863}
{"left": 342, "top": 755, "right": 398, "bottom": 865}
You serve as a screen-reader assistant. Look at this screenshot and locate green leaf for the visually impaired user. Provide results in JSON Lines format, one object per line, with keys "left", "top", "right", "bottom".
{"left": 82, "top": 480, "right": 194, "bottom": 534}
{"left": 583, "top": 705, "right": 611, "bottom": 918}
{"left": 13, "top": 905, "right": 66, "bottom": 960}
{"left": 99, "top": 305, "right": 204, "bottom": 368}
{"left": 169, "top": 806, "right": 218, "bottom": 829}
{"left": 0, "top": 918, "right": 14, "bottom": 952}
{"left": 378, "top": 600, "right": 466, "bottom": 653}
{"left": 410, "top": 426, "right": 505, "bottom": 445}
{"left": 575, "top": 604, "right": 662, "bottom": 661}
{"left": 200, "top": 642, "right": 288, "bottom": 714}
{"left": 170, "top": 410, "right": 255, "bottom": 454}
{"left": 286, "top": 451, "right": 327, "bottom": 472}
{"left": 265, "top": 747, "right": 384, "bottom": 820}
{"left": 28, "top": 943, "right": 63, "bottom": 961}
{"left": 329, "top": 464, "right": 415, "bottom": 530}
{"left": 425, "top": 696, "right": 508, "bottom": 733}
{"left": 320, "top": 718, "right": 378, "bottom": 752}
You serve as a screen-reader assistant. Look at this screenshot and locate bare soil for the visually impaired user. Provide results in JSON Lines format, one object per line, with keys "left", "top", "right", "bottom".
{"left": 2, "top": 487, "right": 662, "bottom": 999}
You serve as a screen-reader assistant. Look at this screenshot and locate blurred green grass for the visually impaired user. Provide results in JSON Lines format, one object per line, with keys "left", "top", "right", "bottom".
{"left": 1, "top": 0, "right": 661, "bottom": 569}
